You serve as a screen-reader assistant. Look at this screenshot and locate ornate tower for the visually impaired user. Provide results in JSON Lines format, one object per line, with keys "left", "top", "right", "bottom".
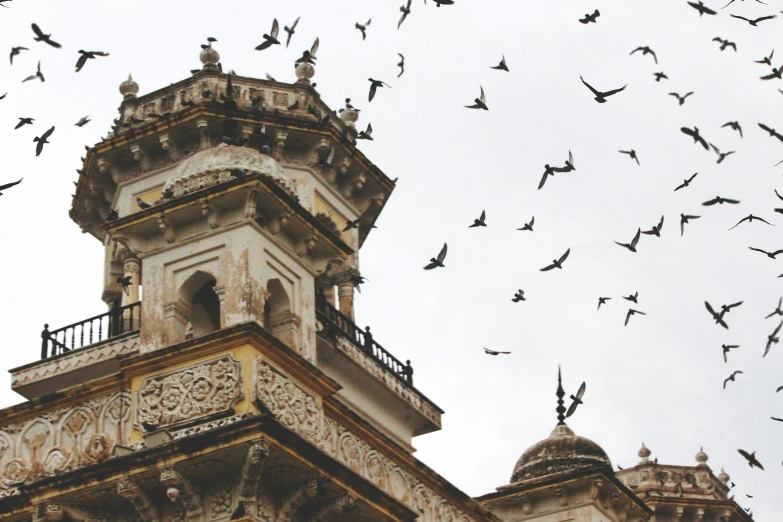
{"left": 0, "top": 45, "right": 494, "bottom": 522}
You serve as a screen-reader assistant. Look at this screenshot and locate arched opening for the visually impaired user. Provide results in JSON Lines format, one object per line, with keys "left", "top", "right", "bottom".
{"left": 179, "top": 271, "right": 221, "bottom": 339}
{"left": 264, "top": 278, "right": 300, "bottom": 350}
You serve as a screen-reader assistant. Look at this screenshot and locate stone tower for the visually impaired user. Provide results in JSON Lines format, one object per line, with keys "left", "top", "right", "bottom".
{"left": 0, "top": 44, "right": 495, "bottom": 522}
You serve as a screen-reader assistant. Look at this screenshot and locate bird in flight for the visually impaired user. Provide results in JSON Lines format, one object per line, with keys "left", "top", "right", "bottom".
{"left": 680, "top": 214, "right": 700, "bottom": 236}
{"left": 705, "top": 301, "right": 730, "bottom": 329}
{"left": 0, "top": 178, "right": 23, "bottom": 196}
{"left": 776, "top": 189, "right": 783, "bottom": 214}
{"left": 723, "top": 371, "right": 744, "bottom": 389}
{"left": 653, "top": 72, "right": 669, "bottom": 82}
{"left": 755, "top": 49, "right": 774, "bottom": 66}
{"left": 397, "top": 53, "right": 405, "bottom": 77}
{"left": 748, "top": 247, "right": 783, "bottom": 259}
{"left": 719, "top": 301, "right": 743, "bottom": 317}
{"left": 355, "top": 18, "right": 371, "bottom": 40}
{"left": 74, "top": 116, "right": 91, "bottom": 127}
{"left": 538, "top": 165, "right": 557, "bottom": 190}
{"left": 517, "top": 216, "right": 534, "bottom": 232}
{"left": 625, "top": 309, "right": 646, "bottom": 326}
{"left": 623, "top": 292, "right": 639, "bottom": 303}
{"left": 398, "top": 0, "right": 412, "bottom": 29}
{"left": 729, "top": 214, "right": 773, "bottom": 230}
{"left": 555, "top": 151, "right": 575, "bottom": 172}
{"left": 75, "top": 50, "right": 109, "bottom": 72}
{"left": 681, "top": 127, "right": 709, "bottom": 150}
{"left": 579, "top": 10, "right": 600, "bottom": 24}
{"left": 295, "top": 38, "right": 319, "bottom": 65}
{"left": 368, "top": 78, "right": 391, "bottom": 102}
{"left": 669, "top": 92, "right": 694, "bottom": 105}
{"left": 723, "top": 0, "right": 768, "bottom": 7}
{"left": 356, "top": 123, "right": 373, "bottom": 141}
{"left": 484, "top": 347, "right": 511, "bottom": 356}
{"left": 580, "top": 76, "right": 627, "bottom": 103}
{"left": 117, "top": 276, "right": 132, "bottom": 296}
{"left": 737, "top": 449, "right": 763, "bottom": 469}
{"left": 9, "top": 46, "right": 28, "bottom": 65}
{"left": 469, "top": 210, "right": 487, "bottom": 228}
{"left": 730, "top": 13, "right": 777, "bottom": 26}
{"left": 540, "top": 248, "right": 570, "bottom": 271}
{"left": 465, "top": 86, "right": 488, "bottom": 110}
{"left": 255, "top": 19, "right": 280, "bottom": 50}
{"left": 760, "top": 66, "right": 783, "bottom": 81}
{"left": 615, "top": 228, "right": 641, "bottom": 253}
{"left": 722, "top": 344, "right": 739, "bottom": 363}
{"left": 689, "top": 1, "right": 717, "bottom": 15}
{"left": 22, "top": 60, "right": 44, "bottom": 83}
{"left": 630, "top": 46, "right": 658, "bottom": 64}
{"left": 721, "top": 121, "right": 743, "bottom": 137}
{"left": 597, "top": 297, "right": 611, "bottom": 310}
{"left": 284, "top": 16, "right": 300, "bottom": 48}
{"left": 619, "top": 149, "right": 640, "bottom": 165}
{"left": 642, "top": 215, "right": 664, "bottom": 237}
{"left": 33, "top": 126, "right": 54, "bottom": 156}
{"left": 423, "top": 243, "right": 447, "bottom": 270}
{"left": 758, "top": 123, "right": 783, "bottom": 142}
{"left": 31, "top": 23, "right": 61, "bottom": 48}
{"left": 490, "top": 54, "right": 509, "bottom": 72}
{"left": 702, "top": 195, "right": 740, "bottom": 206}
{"left": 674, "top": 173, "right": 698, "bottom": 191}
{"left": 566, "top": 382, "right": 586, "bottom": 418}
{"left": 511, "top": 290, "right": 525, "bottom": 303}
{"left": 15, "top": 117, "right": 33, "bottom": 129}
{"left": 713, "top": 37, "right": 737, "bottom": 52}
{"left": 763, "top": 320, "right": 782, "bottom": 357}
{"left": 765, "top": 297, "right": 783, "bottom": 319}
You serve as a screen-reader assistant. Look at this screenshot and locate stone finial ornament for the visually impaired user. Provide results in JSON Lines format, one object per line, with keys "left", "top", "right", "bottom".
{"left": 295, "top": 61, "right": 315, "bottom": 84}
{"left": 200, "top": 45, "right": 220, "bottom": 69}
{"left": 339, "top": 99, "right": 360, "bottom": 129}
{"left": 717, "top": 468, "right": 729, "bottom": 484}
{"left": 119, "top": 74, "right": 139, "bottom": 100}
{"left": 556, "top": 365, "right": 566, "bottom": 425}
{"left": 638, "top": 442, "right": 651, "bottom": 463}
{"left": 695, "top": 446, "right": 708, "bottom": 466}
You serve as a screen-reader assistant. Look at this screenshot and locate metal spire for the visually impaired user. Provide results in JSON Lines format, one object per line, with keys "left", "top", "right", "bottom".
{"left": 556, "top": 365, "right": 566, "bottom": 425}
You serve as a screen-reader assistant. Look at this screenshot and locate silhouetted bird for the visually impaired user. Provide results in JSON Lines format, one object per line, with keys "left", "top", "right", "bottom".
{"left": 580, "top": 76, "right": 627, "bottom": 103}
{"left": 723, "top": 371, "right": 743, "bottom": 389}
{"left": 540, "top": 248, "right": 570, "bottom": 271}
{"left": 230, "top": 502, "right": 246, "bottom": 520}
{"left": 255, "top": 19, "right": 280, "bottom": 50}
{"left": 630, "top": 46, "right": 658, "bottom": 63}
{"left": 368, "top": 78, "right": 391, "bottom": 102}
{"left": 469, "top": 210, "right": 487, "bottom": 228}
{"left": 579, "top": 10, "right": 600, "bottom": 24}
{"left": 748, "top": 247, "right": 783, "bottom": 259}
{"left": 642, "top": 215, "right": 664, "bottom": 237}
{"left": 484, "top": 347, "right": 511, "bottom": 356}
{"left": 709, "top": 144, "right": 734, "bottom": 164}
{"left": 625, "top": 309, "right": 646, "bottom": 326}
{"left": 31, "top": 23, "right": 61, "bottom": 48}
{"left": 398, "top": 0, "right": 412, "bottom": 29}
{"left": 619, "top": 149, "right": 640, "bottom": 165}
{"left": 511, "top": 290, "right": 525, "bottom": 302}
{"left": 136, "top": 197, "right": 151, "bottom": 210}
{"left": 653, "top": 72, "right": 668, "bottom": 82}
{"left": 721, "top": 121, "right": 743, "bottom": 137}
{"left": 758, "top": 123, "right": 783, "bottom": 142}
{"left": 722, "top": 344, "right": 739, "bottom": 363}
{"left": 702, "top": 195, "right": 740, "bottom": 206}
{"left": 517, "top": 216, "right": 534, "bottom": 232}
{"left": 765, "top": 297, "right": 783, "bottom": 319}
{"left": 0, "top": 178, "right": 23, "bottom": 196}
{"left": 729, "top": 214, "right": 773, "bottom": 230}
{"left": 117, "top": 276, "right": 132, "bottom": 296}
{"left": 9, "top": 46, "right": 27, "bottom": 65}
{"left": 713, "top": 37, "right": 737, "bottom": 52}
{"left": 730, "top": 13, "right": 777, "bottom": 26}
{"left": 357, "top": 123, "right": 373, "bottom": 140}
{"left": 75, "top": 50, "right": 109, "bottom": 72}
{"left": 355, "top": 18, "right": 372, "bottom": 40}
{"left": 615, "top": 228, "right": 641, "bottom": 252}
{"left": 284, "top": 16, "right": 300, "bottom": 48}
{"left": 490, "top": 54, "right": 509, "bottom": 71}
{"left": 22, "top": 60, "right": 44, "bottom": 83}
{"left": 423, "top": 243, "right": 447, "bottom": 270}
{"left": 705, "top": 301, "right": 729, "bottom": 329}
{"left": 33, "top": 126, "right": 54, "bottom": 156}
{"left": 106, "top": 209, "right": 118, "bottom": 221}
{"left": 737, "top": 449, "right": 763, "bottom": 469}
{"left": 15, "top": 117, "right": 33, "bottom": 129}
{"left": 566, "top": 382, "right": 586, "bottom": 417}
{"left": 763, "top": 320, "right": 782, "bottom": 357}
{"left": 597, "top": 297, "right": 611, "bottom": 310}
{"left": 674, "top": 173, "right": 698, "bottom": 191}
{"left": 623, "top": 292, "right": 639, "bottom": 303}
{"left": 465, "top": 86, "right": 488, "bottom": 110}
{"left": 669, "top": 92, "right": 693, "bottom": 105}
{"left": 74, "top": 116, "right": 90, "bottom": 127}
{"left": 688, "top": 1, "right": 717, "bottom": 16}
{"left": 681, "top": 126, "right": 709, "bottom": 149}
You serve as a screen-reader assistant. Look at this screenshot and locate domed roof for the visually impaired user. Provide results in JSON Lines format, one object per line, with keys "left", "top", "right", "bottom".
{"left": 510, "top": 424, "right": 612, "bottom": 484}
{"left": 163, "top": 145, "right": 296, "bottom": 200}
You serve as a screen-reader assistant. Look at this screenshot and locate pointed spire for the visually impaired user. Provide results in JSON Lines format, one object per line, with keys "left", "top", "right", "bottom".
{"left": 556, "top": 365, "right": 566, "bottom": 425}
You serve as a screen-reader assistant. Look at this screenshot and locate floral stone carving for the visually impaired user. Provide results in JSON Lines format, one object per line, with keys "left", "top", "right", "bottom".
{"left": 136, "top": 355, "right": 243, "bottom": 430}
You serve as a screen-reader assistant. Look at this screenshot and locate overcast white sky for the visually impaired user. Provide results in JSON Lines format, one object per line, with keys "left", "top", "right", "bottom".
{"left": 1, "top": 0, "right": 782, "bottom": 519}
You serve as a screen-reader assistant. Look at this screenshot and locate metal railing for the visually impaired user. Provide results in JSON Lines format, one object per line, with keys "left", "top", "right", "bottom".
{"left": 316, "top": 300, "right": 414, "bottom": 387}
{"left": 41, "top": 302, "right": 142, "bottom": 359}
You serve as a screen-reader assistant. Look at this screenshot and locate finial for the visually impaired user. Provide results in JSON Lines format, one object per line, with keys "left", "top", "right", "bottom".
{"left": 718, "top": 467, "right": 729, "bottom": 484}
{"left": 200, "top": 42, "right": 220, "bottom": 69}
{"left": 638, "top": 442, "right": 651, "bottom": 463}
{"left": 119, "top": 74, "right": 139, "bottom": 100}
{"left": 556, "top": 365, "right": 566, "bottom": 425}
{"left": 695, "top": 446, "right": 709, "bottom": 466}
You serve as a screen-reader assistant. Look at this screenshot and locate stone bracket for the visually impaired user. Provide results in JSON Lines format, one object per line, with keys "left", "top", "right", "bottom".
{"left": 236, "top": 439, "right": 271, "bottom": 517}
{"left": 297, "top": 236, "right": 318, "bottom": 258}
{"left": 130, "top": 144, "right": 150, "bottom": 173}
{"left": 273, "top": 131, "right": 288, "bottom": 161}
{"left": 341, "top": 173, "right": 366, "bottom": 199}
{"left": 268, "top": 212, "right": 291, "bottom": 235}
{"left": 117, "top": 478, "right": 160, "bottom": 522}
{"left": 311, "top": 493, "right": 357, "bottom": 522}
{"left": 159, "top": 133, "right": 178, "bottom": 162}
{"left": 201, "top": 200, "right": 219, "bottom": 229}
{"left": 161, "top": 468, "right": 204, "bottom": 521}
{"left": 276, "top": 479, "right": 319, "bottom": 522}
{"left": 157, "top": 215, "right": 176, "bottom": 244}
{"left": 244, "top": 187, "right": 261, "bottom": 219}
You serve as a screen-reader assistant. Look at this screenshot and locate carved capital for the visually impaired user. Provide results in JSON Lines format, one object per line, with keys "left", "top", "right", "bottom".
{"left": 201, "top": 201, "right": 219, "bottom": 229}
{"left": 123, "top": 257, "right": 141, "bottom": 274}
{"left": 117, "top": 479, "right": 160, "bottom": 522}
{"left": 156, "top": 216, "right": 175, "bottom": 244}
{"left": 160, "top": 468, "right": 204, "bottom": 520}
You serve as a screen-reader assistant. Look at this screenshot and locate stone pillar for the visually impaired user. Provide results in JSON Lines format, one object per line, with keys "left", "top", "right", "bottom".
{"left": 213, "top": 285, "right": 227, "bottom": 330}
{"left": 197, "top": 118, "right": 211, "bottom": 150}
{"left": 269, "top": 310, "right": 302, "bottom": 353}
{"left": 163, "top": 301, "right": 190, "bottom": 346}
{"left": 338, "top": 282, "right": 354, "bottom": 321}
{"left": 121, "top": 258, "right": 141, "bottom": 307}
{"left": 323, "top": 285, "right": 336, "bottom": 308}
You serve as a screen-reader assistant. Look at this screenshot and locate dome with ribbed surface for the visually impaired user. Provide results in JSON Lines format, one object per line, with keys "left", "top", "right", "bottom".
{"left": 510, "top": 424, "right": 612, "bottom": 484}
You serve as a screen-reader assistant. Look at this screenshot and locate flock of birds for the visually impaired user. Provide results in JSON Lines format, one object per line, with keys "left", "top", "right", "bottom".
{"left": 0, "top": 0, "right": 781, "bottom": 518}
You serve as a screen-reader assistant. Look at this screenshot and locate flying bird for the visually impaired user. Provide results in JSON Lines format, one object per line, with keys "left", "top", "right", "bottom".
{"left": 705, "top": 301, "right": 729, "bottom": 329}
{"left": 295, "top": 38, "right": 320, "bottom": 65}
{"left": 511, "top": 290, "right": 525, "bottom": 303}
{"left": 517, "top": 216, "right": 534, "bottom": 232}
{"left": 540, "top": 248, "right": 570, "bottom": 271}
{"left": 423, "top": 243, "right": 447, "bottom": 270}
{"left": 653, "top": 72, "right": 669, "bottom": 82}
{"left": 720, "top": 301, "right": 743, "bottom": 317}
{"left": 730, "top": 13, "right": 776, "bottom": 26}
{"left": 597, "top": 297, "right": 611, "bottom": 310}
{"left": 356, "top": 123, "right": 373, "bottom": 141}
{"left": 760, "top": 66, "right": 783, "bottom": 81}
{"left": 74, "top": 116, "right": 90, "bottom": 127}
{"left": 623, "top": 292, "right": 639, "bottom": 303}
{"left": 465, "top": 86, "right": 488, "bottom": 110}
{"left": 580, "top": 76, "right": 627, "bottom": 103}
{"left": 615, "top": 228, "right": 641, "bottom": 253}
{"left": 729, "top": 214, "right": 773, "bottom": 230}
{"left": 619, "top": 149, "right": 640, "bottom": 165}
{"left": 0, "top": 178, "right": 23, "bottom": 196}
{"left": 15, "top": 117, "right": 33, "bottom": 129}
{"left": 763, "top": 320, "right": 782, "bottom": 357}
{"left": 117, "top": 275, "right": 132, "bottom": 296}
{"left": 355, "top": 19, "right": 371, "bottom": 40}
{"left": 75, "top": 50, "right": 109, "bottom": 72}
{"left": 630, "top": 46, "right": 658, "bottom": 63}
{"left": 758, "top": 123, "right": 783, "bottom": 142}
{"left": 702, "top": 195, "right": 740, "bottom": 206}
{"left": 721, "top": 121, "right": 743, "bottom": 137}
{"left": 490, "top": 54, "right": 509, "bottom": 72}
{"left": 737, "top": 449, "right": 763, "bottom": 469}
{"left": 748, "top": 247, "right": 783, "bottom": 259}
{"left": 283, "top": 16, "right": 300, "bottom": 48}
{"left": 722, "top": 344, "right": 739, "bottom": 363}
{"left": 681, "top": 127, "right": 709, "bottom": 150}
{"left": 484, "top": 347, "right": 511, "bottom": 356}
{"left": 397, "top": 53, "right": 405, "bottom": 77}
{"left": 398, "top": 0, "right": 412, "bottom": 29}
{"left": 688, "top": 1, "right": 717, "bottom": 16}
{"left": 432, "top": 0, "right": 455, "bottom": 5}
{"left": 255, "top": 19, "right": 280, "bottom": 50}
{"left": 538, "top": 165, "right": 557, "bottom": 190}
{"left": 723, "top": 372, "right": 744, "bottom": 389}
{"left": 674, "top": 173, "right": 698, "bottom": 191}
{"left": 642, "top": 215, "right": 664, "bottom": 237}
{"left": 755, "top": 49, "right": 774, "bottom": 65}
{"left": 712, "top": 37, "right": 737, "bottom": 52}
{"left": 722, "top": 0, "right": 768, "bottom": 7}
{"left": 554, "top": 151, "right": 575, "bottom": 172}
{"left": 669, "top": 92, "right": 693, "bottom": 105}
{"left": 625, "top": 309, "right": 646, "bottom": 326}
{"left": 31, "top": 23, "right": 61, "bottom": 48}
{"left": 33, "top": 126, "right": 54, "bottom": 156}
{"left": 22, "top": 60, "right": 44, "bottom": 83}
{"left": 9, "top": 46, "right": 27, "bottom": 65}
{"left": 469, "top": 210, "right": 487, "bottom": 228}
{"left": 579, "top": 10, "right": 600, "bottom": 24}
{"left": 765, "top": 297, "right": 783, "bottom": 319}
{"left": 565, "top": 382, "right": 586, "bottom": 417}
{"left": 368, "top": 78, "right": 391, "bottom": 102}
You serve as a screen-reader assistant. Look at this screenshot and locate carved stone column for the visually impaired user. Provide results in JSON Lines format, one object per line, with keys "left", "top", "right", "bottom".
{"left": 213, "top": 285, "right": 227, "bottom": 330}
{"left": 338, "top": 282, "right": 355, "bottom": 321}
{"left": 163, "top": 300, "right": 190, "bottom": 346}
{"left": 197, "top": 118, "right": 211, "bottom": 150}
{"left": 269, "top": 310, "right": 302, "bottom": 352}
{"left": 121, "top": 258, "right": 141, "bottom": 307}
{"left": 323, "top": 285, "right": 336, "bottom": 308}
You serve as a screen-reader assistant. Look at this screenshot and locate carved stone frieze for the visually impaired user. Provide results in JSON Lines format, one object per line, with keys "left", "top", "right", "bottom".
{"left": 136, "top": 354, "right": 243, "bottom": 430}
{"left": 208, "top": 484, "right": 232, "bottom": 520}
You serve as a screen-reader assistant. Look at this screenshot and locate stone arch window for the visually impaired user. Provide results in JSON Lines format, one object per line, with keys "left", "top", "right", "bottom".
{"left": 264, "top": 278, "right": 301, "bottom": 351}
{"left": 178, "top": 270, "right": 221, "bottom": 339}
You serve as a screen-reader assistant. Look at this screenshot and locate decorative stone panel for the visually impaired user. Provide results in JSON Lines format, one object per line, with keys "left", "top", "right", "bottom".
{"left": 136, "top": 354, "right": 243, "bottom": 430}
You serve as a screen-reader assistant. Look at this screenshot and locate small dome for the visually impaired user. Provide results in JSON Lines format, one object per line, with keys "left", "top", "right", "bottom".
{"left": 163, "top": 145, "right": 296, "bottom": 200}
{"left": 638, "top": 442, "right": 651, "bottom": 462}
{"left": 200, "top": 46, "right": 220, "bottom": 67}
{"left": 718, "top": 468, "right": 729, "bottom": 484}
{"left": 120, "top": 74, "right": 139, "bottom": 100}
{"left": 511, "top": 424, "right": 612, "bottom": 484}
{"left": 695, "top": 447, "right": 709, "bottom": 466}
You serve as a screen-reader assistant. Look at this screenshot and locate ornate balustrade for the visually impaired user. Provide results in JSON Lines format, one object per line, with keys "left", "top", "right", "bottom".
{"left": 315, "top": 300, "right": 414, "bottom": 387}
{"left": 40, "top": 302, "right": 142, "bottom": 359}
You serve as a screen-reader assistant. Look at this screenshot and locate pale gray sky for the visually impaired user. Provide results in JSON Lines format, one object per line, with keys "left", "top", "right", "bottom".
{"left": 1, "top": 0, "right": 782, "bottom": 519}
